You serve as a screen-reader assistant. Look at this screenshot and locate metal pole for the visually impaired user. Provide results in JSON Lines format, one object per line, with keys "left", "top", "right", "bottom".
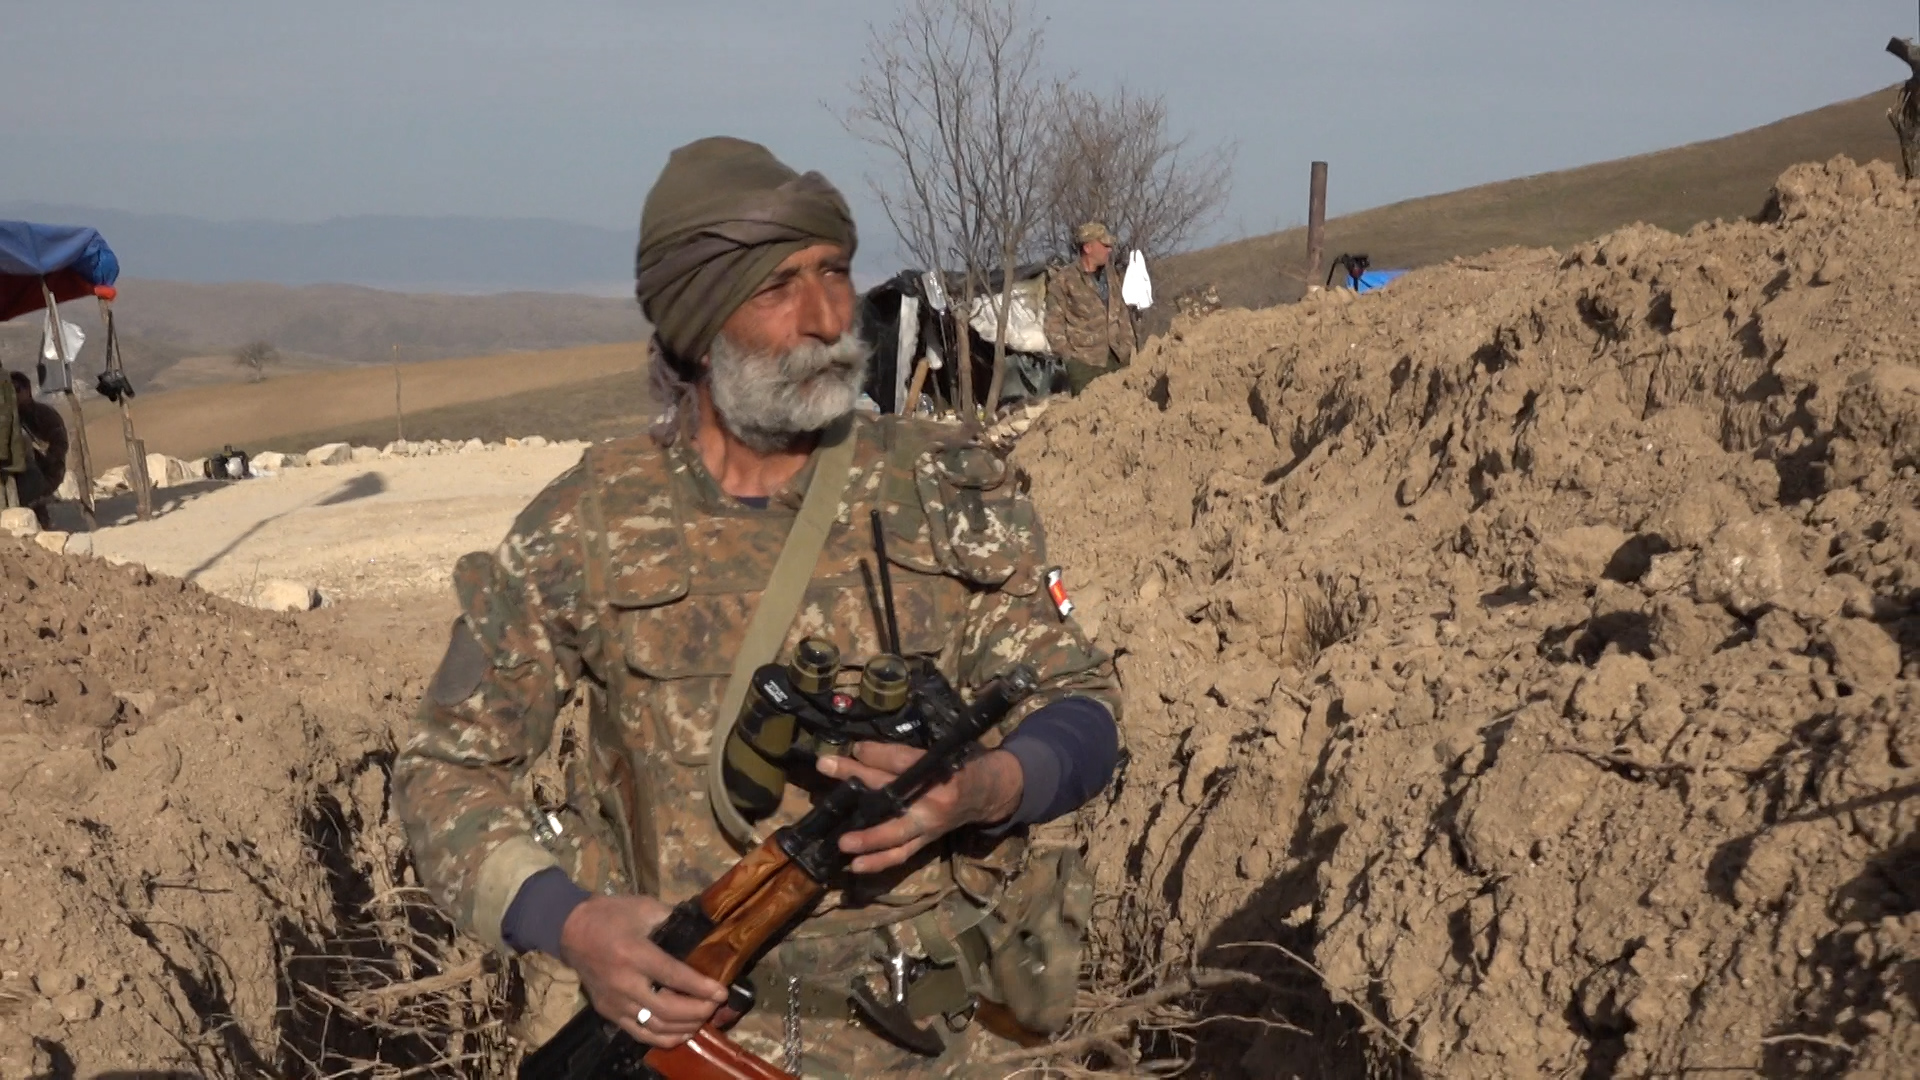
{"left": 40, "top": 281, "right": 97, "bottom": 531}
{"left": 1304, "top": 161, "right": 1329, "bottom": 295}
{"left": 104, "top": 305, "right": 152, "bottom": 521}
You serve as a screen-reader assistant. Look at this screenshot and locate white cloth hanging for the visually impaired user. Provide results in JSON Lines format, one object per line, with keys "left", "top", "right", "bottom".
{"left": 1122, "top": 250, "right": 1153, "bottom": 309}
{"left": 40, "top": 311, "right": 84, "bottom": 363}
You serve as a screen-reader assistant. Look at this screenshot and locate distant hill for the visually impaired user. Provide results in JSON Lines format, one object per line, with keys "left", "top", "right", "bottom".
{"left": 1157, "top": 85, "right": 1906, "bottom": 313}
{"left": 0, "top": 278, "right": 648, "bottom": 394}
{"left": 0, "top": 203, "right": 633, "bottom": 294}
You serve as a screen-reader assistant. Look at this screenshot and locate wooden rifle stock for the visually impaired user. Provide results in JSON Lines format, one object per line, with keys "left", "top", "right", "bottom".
{"left": 519, "top": 666, "right": 1039, "bottom": 1080}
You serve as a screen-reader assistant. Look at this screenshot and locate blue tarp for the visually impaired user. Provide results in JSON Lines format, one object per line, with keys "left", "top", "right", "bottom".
{"left": 1353, "top": 269, "right": 1406, "bottom": 295}
{"left": 0, "top": 220, "right": 121, "bottom": 322}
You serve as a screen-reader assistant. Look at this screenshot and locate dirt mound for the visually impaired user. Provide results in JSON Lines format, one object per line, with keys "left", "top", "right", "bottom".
{"left": 0, "top": 541, "right": 501, "bottom": 1077}
{"left": 1021, "top": 156, "right": 1920, "bottom": 1076}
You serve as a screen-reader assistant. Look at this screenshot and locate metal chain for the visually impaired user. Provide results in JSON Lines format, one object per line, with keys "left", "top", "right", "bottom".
{"left": 783, "top": 974, "right": 802, "bottom": 1075}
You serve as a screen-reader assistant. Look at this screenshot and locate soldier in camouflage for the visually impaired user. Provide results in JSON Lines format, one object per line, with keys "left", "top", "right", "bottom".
{"left": 1042, "top": 222, "right": 1136, "bottom": 396}
{"left": 393, "top": 137, "right": 1121, "bottom": 1079}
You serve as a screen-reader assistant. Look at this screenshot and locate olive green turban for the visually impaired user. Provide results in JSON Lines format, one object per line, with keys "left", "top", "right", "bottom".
{"left": 635, "top": 137, "right": 858, "bottom": 377}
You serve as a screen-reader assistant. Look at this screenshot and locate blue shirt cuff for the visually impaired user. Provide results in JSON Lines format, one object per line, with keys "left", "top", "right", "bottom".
{"left": 992, "top": 695, "right": 1118, "bottom": 830}
{"left": 501, "top": 866, "right": 592, "bottom": 957}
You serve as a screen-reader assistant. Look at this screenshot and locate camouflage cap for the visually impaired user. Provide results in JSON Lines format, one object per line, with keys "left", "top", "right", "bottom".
{"left": 1074, "top": 222, "right": 1116, "bottom": 247}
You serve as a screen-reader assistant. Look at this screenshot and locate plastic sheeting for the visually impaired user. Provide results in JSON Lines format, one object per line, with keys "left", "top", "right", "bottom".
{"left": 0, "top": 220, "right": 120, "bottom": 322}
{"left": 967, "top": 275, "right": 1051, "bottom": 354}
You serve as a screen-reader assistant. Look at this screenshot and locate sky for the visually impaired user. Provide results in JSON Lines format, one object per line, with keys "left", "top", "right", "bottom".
{"left": 1, "top": 0, "right": 1914, "bottom": 278}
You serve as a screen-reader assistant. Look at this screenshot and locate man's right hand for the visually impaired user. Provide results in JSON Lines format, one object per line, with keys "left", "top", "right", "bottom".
{"left": 557, "top": 895, "right": 729, "bottom": 1048}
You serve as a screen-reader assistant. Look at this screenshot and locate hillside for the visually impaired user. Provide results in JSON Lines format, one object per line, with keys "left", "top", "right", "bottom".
{"left": 0, "top": 279, "right": 649, "bottom": 393}
{"left": 1160, "top": 85, "right": 1905, "bottom": 312}
{"left": 0, "top": 203, "right": 633, "bottom": 294}
{"left": 76, "top": 341, "right": 647, "bottom": 468}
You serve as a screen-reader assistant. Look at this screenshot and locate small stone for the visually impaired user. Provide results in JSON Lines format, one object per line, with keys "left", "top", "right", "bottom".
{"left": 0, "top": 508, "right": 39, "bottom": 537}
{"left": 54, "top": 990, "right": 97, "bottom": 1022}
{"left": 32, "top": 530, "right": 68, "bottom": 554}
{"left": 305, "top": 443, "right": 352, "bottom": 467}
{"left": 1529, "top": 524, "right": 1629, "bottom": 597}
{"left": 252, "top": 580, "right": 317, "bottom": 613}
{"left": 252, "top": 451, "right": 287, "bottom": 471}
{"left": 92, "top": 465, "right": 131, "bottom": 494}
{"left": 350, "top": 446, "right": 380, "bottom": 463}
{"left": 144, "top": 453, "right": 192, "bottom": 489}
{"left": 523, "top": 435, "right": 549, "bottom": 449}
{"left": 1821, "top": 619, "right": 1901, "bottom": 691}
{"left": 1692, "top": 513, "right": 1815, "bottom": 616}
{"left": 35, "top": 970, "right": 77, "bottom": 997}
{"left": 462, "top": 438, "right": 485, "bottom": 452}
{"left": 63, "top": 533, "right": 92, "bottom": 557}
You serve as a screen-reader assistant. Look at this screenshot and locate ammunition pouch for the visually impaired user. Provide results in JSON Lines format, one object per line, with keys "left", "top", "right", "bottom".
{"left": 750, "top": 845, "right": 1091, "bottom": 1058}
{"left": 976, "top": 845, "right": 1093, "bottom": 1035}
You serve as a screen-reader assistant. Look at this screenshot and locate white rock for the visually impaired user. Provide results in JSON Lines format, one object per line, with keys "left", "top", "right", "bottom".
{"left": 253, "top": 451, "right": 287, "bottom": 471}
{"left": 253, "top": 580, "right": 317, "bottom": 613}
{"left": 306, "top": 443, "right": 352, "bottom": 467}
{"left": 63, "top": 533, "right": 93, "bottom": 557}
{"left": 145, "top": 453, "right": 192, "bottom": 489}
{"left": 55, "top": 473, "right": 80, "bottom": 501}
{"left": 524, "top": 435, "right": 549, "bottom": 449}
{"left": 1, "top": 508, "right": 40, "bottom": 537}
{"left": 350, "top": 445, "right": 381, "bottom": 463}
{"left": 462, "top": 438, "right": 485, "bottom": 452}
{"left": 94, "top": 465, "right": 131, "bottom": 494}
{"left": 504, "top": 437, "right": 521, "bottom": 448}
{"left": 33, "top": 530, "right": 68, "bottom": 553}
{"left": 383, "top": 440, "right": 409, "bottom": 455}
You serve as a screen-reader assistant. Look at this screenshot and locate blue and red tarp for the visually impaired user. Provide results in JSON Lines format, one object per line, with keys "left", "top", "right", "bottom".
{"left": 0, "top": 220, "right": 120, "bottom": 322}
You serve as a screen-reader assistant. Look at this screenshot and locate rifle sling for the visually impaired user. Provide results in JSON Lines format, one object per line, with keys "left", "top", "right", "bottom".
{"left": 707, "top": 416, "right": 858, "bottom": 848}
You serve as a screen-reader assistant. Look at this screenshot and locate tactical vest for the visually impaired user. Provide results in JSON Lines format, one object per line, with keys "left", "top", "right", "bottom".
{"left": 562, "top": 415, "right": 1041, "bottom": 941}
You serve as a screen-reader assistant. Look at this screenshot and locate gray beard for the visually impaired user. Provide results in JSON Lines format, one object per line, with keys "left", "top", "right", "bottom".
{"left": 707, "top": 332, "right": 870, "bottom": 452}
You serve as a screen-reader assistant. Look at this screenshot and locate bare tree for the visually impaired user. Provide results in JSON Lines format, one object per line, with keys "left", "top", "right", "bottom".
{"left": 234, "top": 340, "right": 277, "bottom": 382}
{"left": 843, "top": 0, "right": 1055, "bottom": 423}
{"left": 1044, "top": 85, "right": 1235, "bottom": 259}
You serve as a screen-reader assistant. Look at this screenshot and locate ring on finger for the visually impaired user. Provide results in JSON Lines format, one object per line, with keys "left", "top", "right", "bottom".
{"left": 636, "top": 1007, "right": 653, "bottom": 1027}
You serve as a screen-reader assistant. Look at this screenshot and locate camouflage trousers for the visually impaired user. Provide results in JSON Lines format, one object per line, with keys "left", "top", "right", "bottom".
{"left": 516, "top": 932, "right": 1019, "bottom": 1080}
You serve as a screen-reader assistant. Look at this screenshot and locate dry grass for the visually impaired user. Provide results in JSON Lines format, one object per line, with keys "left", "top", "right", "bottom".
{"left": 247, "top": 371, "right": 657, "bottom": 456}
{"left": 1157, "top": 85, "right": 1904, "bottom": 314}
{"left": 78, "top": 341, "right": 646, "bottom": 467}
{"left": 280, "top": 888, "right": 518, "bottom": 1080}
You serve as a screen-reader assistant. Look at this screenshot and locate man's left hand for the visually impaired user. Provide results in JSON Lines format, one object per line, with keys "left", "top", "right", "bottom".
{"left": 818, "top": 744, "right": 1023, "bottom": 873}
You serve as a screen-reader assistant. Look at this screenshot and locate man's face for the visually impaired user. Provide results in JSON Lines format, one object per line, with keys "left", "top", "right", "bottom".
{"left": 1083, "top": 240, "right": 1112, "bottom": 269}
{"left": 705, "top": 243, "right": 868, "bottom": 451}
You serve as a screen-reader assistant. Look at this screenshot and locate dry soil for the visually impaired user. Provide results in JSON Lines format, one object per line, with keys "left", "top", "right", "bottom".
{"left": 1020, "top": 156, "right": 1920, "bottom": 1077}
{"left": 4, "top": 156, "right": 1917, "bottom": 1079}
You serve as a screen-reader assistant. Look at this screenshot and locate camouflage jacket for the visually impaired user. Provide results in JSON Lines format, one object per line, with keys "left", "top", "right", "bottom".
{"left": 392, "top": 413, "right": 1118, "bottom": 954}
{"left": 1043, "top": 262, "right": 1136, "bottom": 369}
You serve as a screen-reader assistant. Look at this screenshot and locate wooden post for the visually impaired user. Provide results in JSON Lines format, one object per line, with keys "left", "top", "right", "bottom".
{"left": 39, "top": 282, "right": 96, "bottom": 531}
{"left": 103, "top": 306, "right": 152, "bottom": 521}
{"left": 1304, "top": 161, "right": 1329, "bottom": 294}
{"left": 904, "top": 357, "right": 932, "bottom": 415}
{"left": 393, "top": 344, "right": 405, "bottom": 443}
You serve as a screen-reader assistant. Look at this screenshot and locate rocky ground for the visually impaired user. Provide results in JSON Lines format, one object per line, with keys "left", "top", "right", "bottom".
{"left": 1, "top": 157, "right": 1914, "bottom": 1078}
{"left": 1019, "top": 156, "right": 1920, "bottom": 1077}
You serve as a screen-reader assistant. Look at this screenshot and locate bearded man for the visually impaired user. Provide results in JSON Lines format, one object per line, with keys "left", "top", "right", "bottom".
{"left": 394, "top": 137, "right": 1120, "bottom": 1079}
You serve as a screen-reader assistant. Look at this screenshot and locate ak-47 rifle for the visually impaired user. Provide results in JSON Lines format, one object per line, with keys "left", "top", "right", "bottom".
{"left": 519, "top": 512, "right": 1040, "bottom": 1080}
